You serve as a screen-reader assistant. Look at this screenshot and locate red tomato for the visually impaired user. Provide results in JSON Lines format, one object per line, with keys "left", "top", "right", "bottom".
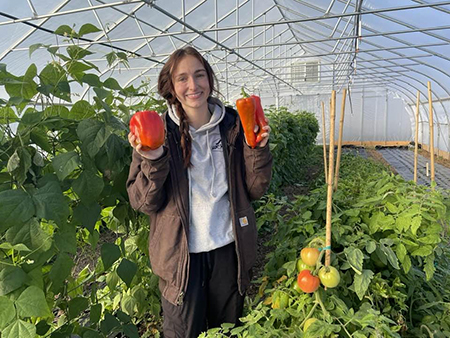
{"left": 301, "top": 248, "right": 320, "bottom": 267}
{"left": 297, "top": 270, "right": 320, "bottom": 293}
{"left": 318, "top": 266, "right": 340, "bottom": 288}
{"left": 129, "top": 110, "right": 165, "bottom": 150}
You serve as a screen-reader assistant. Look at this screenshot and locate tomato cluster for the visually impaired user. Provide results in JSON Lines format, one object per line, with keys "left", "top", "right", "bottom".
{"left": 296, "top": 247, "right": 340, "bottom": 293}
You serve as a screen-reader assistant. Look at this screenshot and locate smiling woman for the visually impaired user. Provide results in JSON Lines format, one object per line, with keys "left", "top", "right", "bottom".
{"left": 126, "top": 46, "right": 273, "bottom": 338}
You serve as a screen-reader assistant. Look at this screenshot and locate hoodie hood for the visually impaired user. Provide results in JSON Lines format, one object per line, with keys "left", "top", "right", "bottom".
{"left": 167, "top": 97, "right": 225, "bottom": 131}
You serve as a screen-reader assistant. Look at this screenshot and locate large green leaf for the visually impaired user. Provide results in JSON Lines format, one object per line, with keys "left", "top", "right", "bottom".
{"left": 2, "top": 319, "right": 36, "bottom": 338}
{"left": 72, "top": 169, "right": 104, "bottom": 203}
{"left": 52, "top": 151, "right": 80, "bottom": 180}
{"left": 0, "top": 189, "right": 35, "bottom": 233}
{"left": 69, "top": 100, "right": 96, "bottom": 120}
{"left": 100, "top": 313, "right": 121, "bottom": 335}
{"left": 0, "top": 296, "right": 16, "bottom": 329}
{"left": 344, "top": 247, "right": 364, "bottom": 275}
{"left": 90, "top": 303, "right": 102, "bottom": 324}
{"left": 72, "top": 202, "right": 101, "bottom": 233}
{"left": 54, "top": 222, "right": 77, "bottom": 254}
{"left": 78, "top": 23, "right": 102, "bottom": 37}
{"left": 7, "top": 147, "right": 32, "bottom": 185}
{"left": 48, "top": 253, "right": 74, "bottom": 293}
{"left": 68, "top": 296, "right": 89, "bottom": 320}
{"left": 32, "top": 181, "right": 70, "bottom": 226}
{"left": 5, "top": 64, "right": 38, "bottom": 100}
{"left": 117, "top": 259, "right": 137, "bottom": 288}
{"left": 30, "top": 127, "right": 52, "bottom": 153}
{"left": 15, "top": 285, "right": 51, "bottom": 318}
{"left": 0, "top": 107, "right": 18, "bottom": 124}
{"left": 38, "top": 62, "right": 71, "bottom": 102}
{"left": 101, "top": 243, "right": 122, "bottom": 271}
{"left": 0, "top": 266, "right": 28, "bottom": 296}
{"left": 67, "top": 46, "right": 93, "bottom": 60}
{"left": 380, "top": 239, "right": 400, "bottom": 269}
{"left": 77, "top": 119, "right": 111, "bottom": 157}
{"left": 353, "top": 269, "right": 374, "bottom": 301}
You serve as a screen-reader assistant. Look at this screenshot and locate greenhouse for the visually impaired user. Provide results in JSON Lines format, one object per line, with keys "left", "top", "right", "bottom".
{"left": 0, "top": 0, "right": 449, "bottom": 337}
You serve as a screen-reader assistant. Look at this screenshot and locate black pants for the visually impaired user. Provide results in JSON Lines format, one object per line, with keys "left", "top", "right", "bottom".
{"left": 161, "top": 242, "right": 245, "bottom": 338}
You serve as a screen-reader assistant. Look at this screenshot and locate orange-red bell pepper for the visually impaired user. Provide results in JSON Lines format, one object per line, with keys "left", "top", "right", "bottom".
{"left": 129, "top": 110, "right": 165, "bottom": 151}
{"left": 236, "top": 95, "right": 257, "bottom": 148}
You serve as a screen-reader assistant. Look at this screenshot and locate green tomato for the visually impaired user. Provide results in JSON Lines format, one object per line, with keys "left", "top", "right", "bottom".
{"left": 291, "top": 280, "right": 303, "bottom": 294}
{"left": 318, "top": 266, "right": 340, "bottom": 288}
{"left": 297, "top": 258, "right": 314, "bottom": 273}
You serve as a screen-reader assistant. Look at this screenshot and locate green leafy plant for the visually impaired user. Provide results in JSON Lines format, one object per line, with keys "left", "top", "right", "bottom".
{"left": 0, "top": 24, "right": 163, "bottom": 338}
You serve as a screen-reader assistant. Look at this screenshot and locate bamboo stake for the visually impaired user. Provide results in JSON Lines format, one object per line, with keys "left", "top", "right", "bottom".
{"left": 334, "top": 88, "right": 347, "bottom": 191}
{"left": 325, "top": 91, "right": 336, "bottom": 267}
{"left": 414, "top": 91, "right": 420, "bottom": 183}
{"left": 427, "top": 81, "right": 435, "bottom": 185}
{"left": 321, "top": 101, "right": 328, "bottom": 184}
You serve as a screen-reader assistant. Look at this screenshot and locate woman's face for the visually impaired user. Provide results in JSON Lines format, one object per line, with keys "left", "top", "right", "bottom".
{"left": 172, "top": 55, "right": 210, "bottom": 114}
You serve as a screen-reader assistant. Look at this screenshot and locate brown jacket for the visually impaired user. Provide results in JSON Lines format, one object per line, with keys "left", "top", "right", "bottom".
{"left": 126, "top": 106, "right": 273, "bottom": 305}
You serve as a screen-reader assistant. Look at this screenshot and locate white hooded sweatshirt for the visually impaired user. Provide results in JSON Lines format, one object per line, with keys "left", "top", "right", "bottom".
{"left": 167, "top": 98, "right": 234, "bottom": 253}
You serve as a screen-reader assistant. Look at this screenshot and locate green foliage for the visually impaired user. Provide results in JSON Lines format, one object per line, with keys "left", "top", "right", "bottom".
{"left": 0, "top": 24, "right": 163, "bottom": 337}
{"left": 203, "top": 154, "right": 450, "bottom": 337}
{"left": 265, "top": 106, "right": 320, "bottom": 193}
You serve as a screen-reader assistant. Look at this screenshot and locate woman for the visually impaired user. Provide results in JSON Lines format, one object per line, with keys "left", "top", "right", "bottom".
{"left": 126, "top": 46, "right": 272, "bottom": 338}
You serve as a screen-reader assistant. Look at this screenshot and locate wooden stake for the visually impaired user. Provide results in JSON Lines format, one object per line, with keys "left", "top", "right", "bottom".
{"left": 325, "top": 91, "right": 336, "bottom": 267}
{"left": 334, "top": 88, "right": 347, "bottom": 191}
{"left": 321, "top": 101, "right": 328, "bottom": 184}
{"left": 414, "top": 91, "right": 420, "bottom": 184}
{"left": 427, "top": 81, "right": 435, "bottom": 185}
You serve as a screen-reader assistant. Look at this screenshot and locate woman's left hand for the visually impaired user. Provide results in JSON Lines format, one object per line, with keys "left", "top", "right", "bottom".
{"left": 256, "top": 118, "right": 270, "bottom": 148}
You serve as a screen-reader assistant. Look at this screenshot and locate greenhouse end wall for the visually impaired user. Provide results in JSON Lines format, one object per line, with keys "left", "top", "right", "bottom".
{"left": 261, "top": 89, "right": 450, "bottom": 159}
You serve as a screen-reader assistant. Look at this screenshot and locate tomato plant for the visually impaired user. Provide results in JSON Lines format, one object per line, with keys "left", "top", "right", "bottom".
{"left": 318, "top": 266, "right": 340, "bottom": 288}
{"left": 297, "top": 270, "right": 320, "bottom": 293}
{"left": 271, "top": 290, "right": 289, "bottom": 309}
{"left": 303, "top": 317, "right": 318, "bottom": 332}
{"left": 300, "top": 247, "right": 320, "bottom": 266}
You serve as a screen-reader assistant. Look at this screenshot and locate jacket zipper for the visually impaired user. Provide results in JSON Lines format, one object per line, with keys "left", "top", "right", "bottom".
{"left": 221, "top": 120, "right": 243, "bottom": 293}
{"left": 168, "top": 128, "right": 190, "bottom": 306}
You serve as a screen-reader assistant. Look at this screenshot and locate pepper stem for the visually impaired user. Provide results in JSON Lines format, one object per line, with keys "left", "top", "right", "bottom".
{"left": 241, "top": 87, "right": 249, "bottom": 98}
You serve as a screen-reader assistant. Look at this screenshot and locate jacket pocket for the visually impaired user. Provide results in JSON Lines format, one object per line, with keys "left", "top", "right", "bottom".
{"left": 148, "top": 214, "right": 184, "bottom": 287}
{"left": 235, "top": 206, "right": 257, "bottom": 272}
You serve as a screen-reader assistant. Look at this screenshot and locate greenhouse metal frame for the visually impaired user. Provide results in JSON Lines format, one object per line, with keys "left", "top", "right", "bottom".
{"left": 1, "top": 0, "right": 450, "bottom": 156}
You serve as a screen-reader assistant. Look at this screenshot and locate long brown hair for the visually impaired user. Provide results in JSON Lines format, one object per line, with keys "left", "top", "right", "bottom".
{"left": 157, "top": 46, "right": 219, "bottom": 168}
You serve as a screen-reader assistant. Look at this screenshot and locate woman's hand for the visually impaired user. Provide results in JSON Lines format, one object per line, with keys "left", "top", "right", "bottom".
{"left": 128, "top": 132, "right": 164, "bottom": 160}
{"left": 256, "top": 118, "right": 270, "bottom": 148}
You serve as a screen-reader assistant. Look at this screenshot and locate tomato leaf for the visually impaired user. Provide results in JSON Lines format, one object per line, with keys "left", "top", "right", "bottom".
{"left": 353, "top": 269, "right": 374, "bottom": 300}
{"left": 344, "top": 247, "right": 364, "bottom": 275}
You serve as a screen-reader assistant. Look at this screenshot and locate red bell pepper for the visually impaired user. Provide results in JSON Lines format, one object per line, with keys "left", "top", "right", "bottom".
{"left": 129, "top": 110, "right": 165, "bottom": 151}
{"left": 251, "top": 95, "right": 268, "bottom": 143}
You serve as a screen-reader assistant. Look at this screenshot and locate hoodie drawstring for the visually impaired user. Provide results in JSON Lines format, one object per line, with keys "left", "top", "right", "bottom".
{"left": 206, "top": 130, "right": 216, "bottom": 198}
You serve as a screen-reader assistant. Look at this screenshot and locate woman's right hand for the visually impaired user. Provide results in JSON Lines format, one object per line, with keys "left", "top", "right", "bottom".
{"left": 128, "top": 132, "right": 164, "bottom": 160}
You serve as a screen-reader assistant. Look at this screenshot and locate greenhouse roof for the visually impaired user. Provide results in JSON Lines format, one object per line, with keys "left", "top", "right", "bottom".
{"left": 1, "top": 0, "right": 450, "bottom": 119}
